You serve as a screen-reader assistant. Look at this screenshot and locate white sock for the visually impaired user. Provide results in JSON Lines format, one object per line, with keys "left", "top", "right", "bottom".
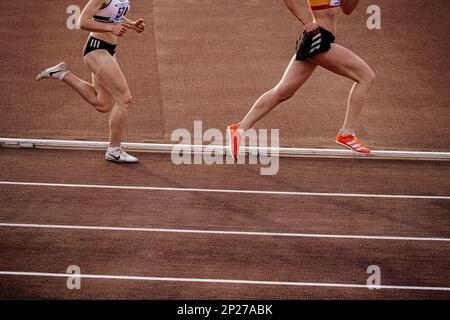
{"left": 58, "top": 71, "right": 69, "bottom": 81}
{"left": 108, "top": 146, "right": 121, "bottom": 153}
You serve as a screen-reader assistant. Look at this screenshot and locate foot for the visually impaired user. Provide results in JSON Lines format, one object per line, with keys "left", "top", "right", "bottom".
{"left": 336, "top": 130, "right": 371, "bottom": 154}
{"left": 226, "top": 124, "right": 241, "bottom": 161}
{"left": 105, "top": 147, "right": 138, "bottom": 163}
{"left": 36, "top": 62, "right": 68, "bottom": 81}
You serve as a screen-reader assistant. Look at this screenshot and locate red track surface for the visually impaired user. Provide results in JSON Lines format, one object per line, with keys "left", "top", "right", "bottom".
{"left": 0, "top": 148, "right": 449, "bottom": 299}
{"left": 0, "top": 0, "right": 449, "bottom": 300}
{"left": 0, "top": 1, "right": 449, "bottom": 150}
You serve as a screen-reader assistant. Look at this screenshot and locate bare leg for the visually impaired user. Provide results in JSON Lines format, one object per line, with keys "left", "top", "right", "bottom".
{"left": 108, "top": 103, "right": 128, "bottom": 147}
{"left": 309, "top": 44, "right": 375, "bottom": 135}
{"left": 84, "top": 51, "right": 132, "bottom": 147}
{"left": 62, "top": 73, "right": 96, "bottom": 105}
{"left": 239, "top": 55, "right": 317, "bottom": 131}
{"left": 62, "top": 70, "right": 115, "bottom": 113}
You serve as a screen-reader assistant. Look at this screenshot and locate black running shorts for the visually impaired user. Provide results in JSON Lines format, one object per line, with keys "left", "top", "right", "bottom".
{"left": 295, "top": 26, "right": 335, "bottom": 61}
{"left": 83, "top": 36, "right": 117, "bottom": 57}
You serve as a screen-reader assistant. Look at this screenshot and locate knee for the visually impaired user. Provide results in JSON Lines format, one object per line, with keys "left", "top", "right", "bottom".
{"left": 360, "top": 70, "right": 376, "bottom": 87}
{"left": 117, "top": 91, "right": 133, "bottom": 107}
{"left": 94, "top": 101, "right": 114, "bottom": 114}
{"left": 273, "top": 85, "right": 296, "bottom": 102}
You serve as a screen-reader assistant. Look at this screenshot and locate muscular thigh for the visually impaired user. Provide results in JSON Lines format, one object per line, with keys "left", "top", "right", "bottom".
{"left": 276, "top": 55, "right": 317, "bottom": 92}
{"left": 84, "top": 50, "right": 131, "bottom": 99}
{"left": 308, "top": 44, "right": 374, "bottom": 82}
{"left": 92, "top": 73, "right": 115, "bottom": 107}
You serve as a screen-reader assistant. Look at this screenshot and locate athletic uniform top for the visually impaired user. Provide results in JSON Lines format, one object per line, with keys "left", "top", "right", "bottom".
{"left": 308, "top": 0, "right": 340, "bottom": 11}
{"left": 93, "top": 0, "right": 130, "bottom": 24}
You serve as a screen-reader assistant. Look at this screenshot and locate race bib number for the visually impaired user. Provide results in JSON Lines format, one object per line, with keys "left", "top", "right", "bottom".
{"left": 113, "top": 1, "right": 130, "bottom": 22}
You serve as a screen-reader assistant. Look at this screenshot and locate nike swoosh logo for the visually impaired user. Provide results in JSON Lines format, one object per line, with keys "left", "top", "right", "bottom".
{"left": 108, "top": 153, "right": 121, "bottom": 160}
{"left": 49, "top": 71, "right": 61, "bottom": 76}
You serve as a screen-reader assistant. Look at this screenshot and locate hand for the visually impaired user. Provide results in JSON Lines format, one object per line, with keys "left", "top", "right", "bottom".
{"left": 134, "top": 19, "right": 146, "bottom": 33}
{"left": 304, "top": 21, "right": 319, "bottom": 34}
{"left": 111, "top": 24, "right": 128, "bottom": 37}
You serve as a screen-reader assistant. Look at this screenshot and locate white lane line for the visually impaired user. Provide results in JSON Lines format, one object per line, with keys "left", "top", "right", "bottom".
{"left": 0, "top": 271, "right": 449, "bottom": 292}
{"left": 1, "top": 223, "right": 449, "bottom": 242}
{"left": 1, "top": 181, "right": 449, "bottom": 200}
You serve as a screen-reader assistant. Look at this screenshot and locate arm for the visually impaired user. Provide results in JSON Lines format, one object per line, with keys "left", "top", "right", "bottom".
{"left": 340, "top": 0, "right": 360, "bottom": 15}
{"left": 78, "top": 0, "right": 127, "bottom": 36}
{"left": 122, "top": 16, "right": 146, "bottom": 33}
{"left": 283, "top": 0, "right": 310, "bottom": 25}
{"left": 282, "top": 0, "right": 319, "bottom": 33}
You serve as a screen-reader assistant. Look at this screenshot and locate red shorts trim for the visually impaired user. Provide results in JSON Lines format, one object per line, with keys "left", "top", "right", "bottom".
{"left": 310, "top": 4, "right": 338, "bottom": 10}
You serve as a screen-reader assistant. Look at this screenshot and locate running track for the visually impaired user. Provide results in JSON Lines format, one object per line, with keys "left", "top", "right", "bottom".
{"left": 0, "top": 148, "right": 449, "bottom": 299}
{"left": 0, "top": 0, "right": 449, "bottom": 300}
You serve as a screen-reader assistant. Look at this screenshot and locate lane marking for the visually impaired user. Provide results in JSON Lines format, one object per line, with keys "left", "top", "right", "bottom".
{"left": 1, "top": 181, "right": 449, "bottom": 200}
{"left": 2, "top": 137, "right": 450, "bottom": 160}
{"left": 0, "top": 271, "right": 449, "bottom": 292}
{"left": 1, "top": 223, "right": 449, "bottom": 242}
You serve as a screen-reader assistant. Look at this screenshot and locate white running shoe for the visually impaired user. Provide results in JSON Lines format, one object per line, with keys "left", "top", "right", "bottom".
{"left": 36, "top": 62, "right": 68, "bottom": 81}
{"left": 105, "top": 147, "right": 138, "bottom": 163}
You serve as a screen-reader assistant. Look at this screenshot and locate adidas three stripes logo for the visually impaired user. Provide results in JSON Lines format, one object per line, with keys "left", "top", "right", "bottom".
{"left": 309, "top": 33, "right": 322, "bottom": 54}
{"left": 90, "top": 39, "right": 101, "bottom": 49}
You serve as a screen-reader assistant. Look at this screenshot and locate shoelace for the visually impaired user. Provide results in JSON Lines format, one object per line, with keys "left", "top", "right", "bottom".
{"left": 119, "top": 147, "right": 129, "bottom": 157}
{"left": 352, "top": 137, "right": 361, "bottom": 145}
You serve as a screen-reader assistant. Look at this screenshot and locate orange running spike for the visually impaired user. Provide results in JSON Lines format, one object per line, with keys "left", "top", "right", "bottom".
{"left": 226, "top": 124, "right": 241, "bottom": 161}
{"left": 336, "top": 131, "right": 371, "bottom": 154}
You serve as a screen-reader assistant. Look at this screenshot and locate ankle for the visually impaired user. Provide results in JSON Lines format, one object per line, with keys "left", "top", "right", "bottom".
{"left": 340, "top": 129, "right": 354, "bottom": 137}
{"left": 59, "top": 71, "right": 70, "bottom": 81}
{"left": 108, "top": 145, "right": 121, "bottom": 152}
{"left": 237, "top": 122, "right": 247, "bottom": 132}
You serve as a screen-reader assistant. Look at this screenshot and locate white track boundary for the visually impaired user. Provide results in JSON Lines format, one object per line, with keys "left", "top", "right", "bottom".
{"left": 0, "top": 271, "right": 449, "bottom": 292}
{"left": 1, "top": 138, "right": 450, "bottom": 161}
{"left": 1, "top": 222, "right": 449, "bottom": 242}
{"left": 1, "top": 181, "right": 449, "bottom": 200}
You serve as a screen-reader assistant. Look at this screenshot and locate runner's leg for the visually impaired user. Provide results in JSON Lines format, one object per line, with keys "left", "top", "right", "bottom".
{"left": 309, "top": 44, "right": 375, "bottom": 135}
{"left": 239, "top": 55, "right": 317, "bottom": 131}
{"left": 84, "top": 51, "right": 132, "bottom": 147}
{"left": 62, "top": 71, "right": 115, "bottom": 113}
